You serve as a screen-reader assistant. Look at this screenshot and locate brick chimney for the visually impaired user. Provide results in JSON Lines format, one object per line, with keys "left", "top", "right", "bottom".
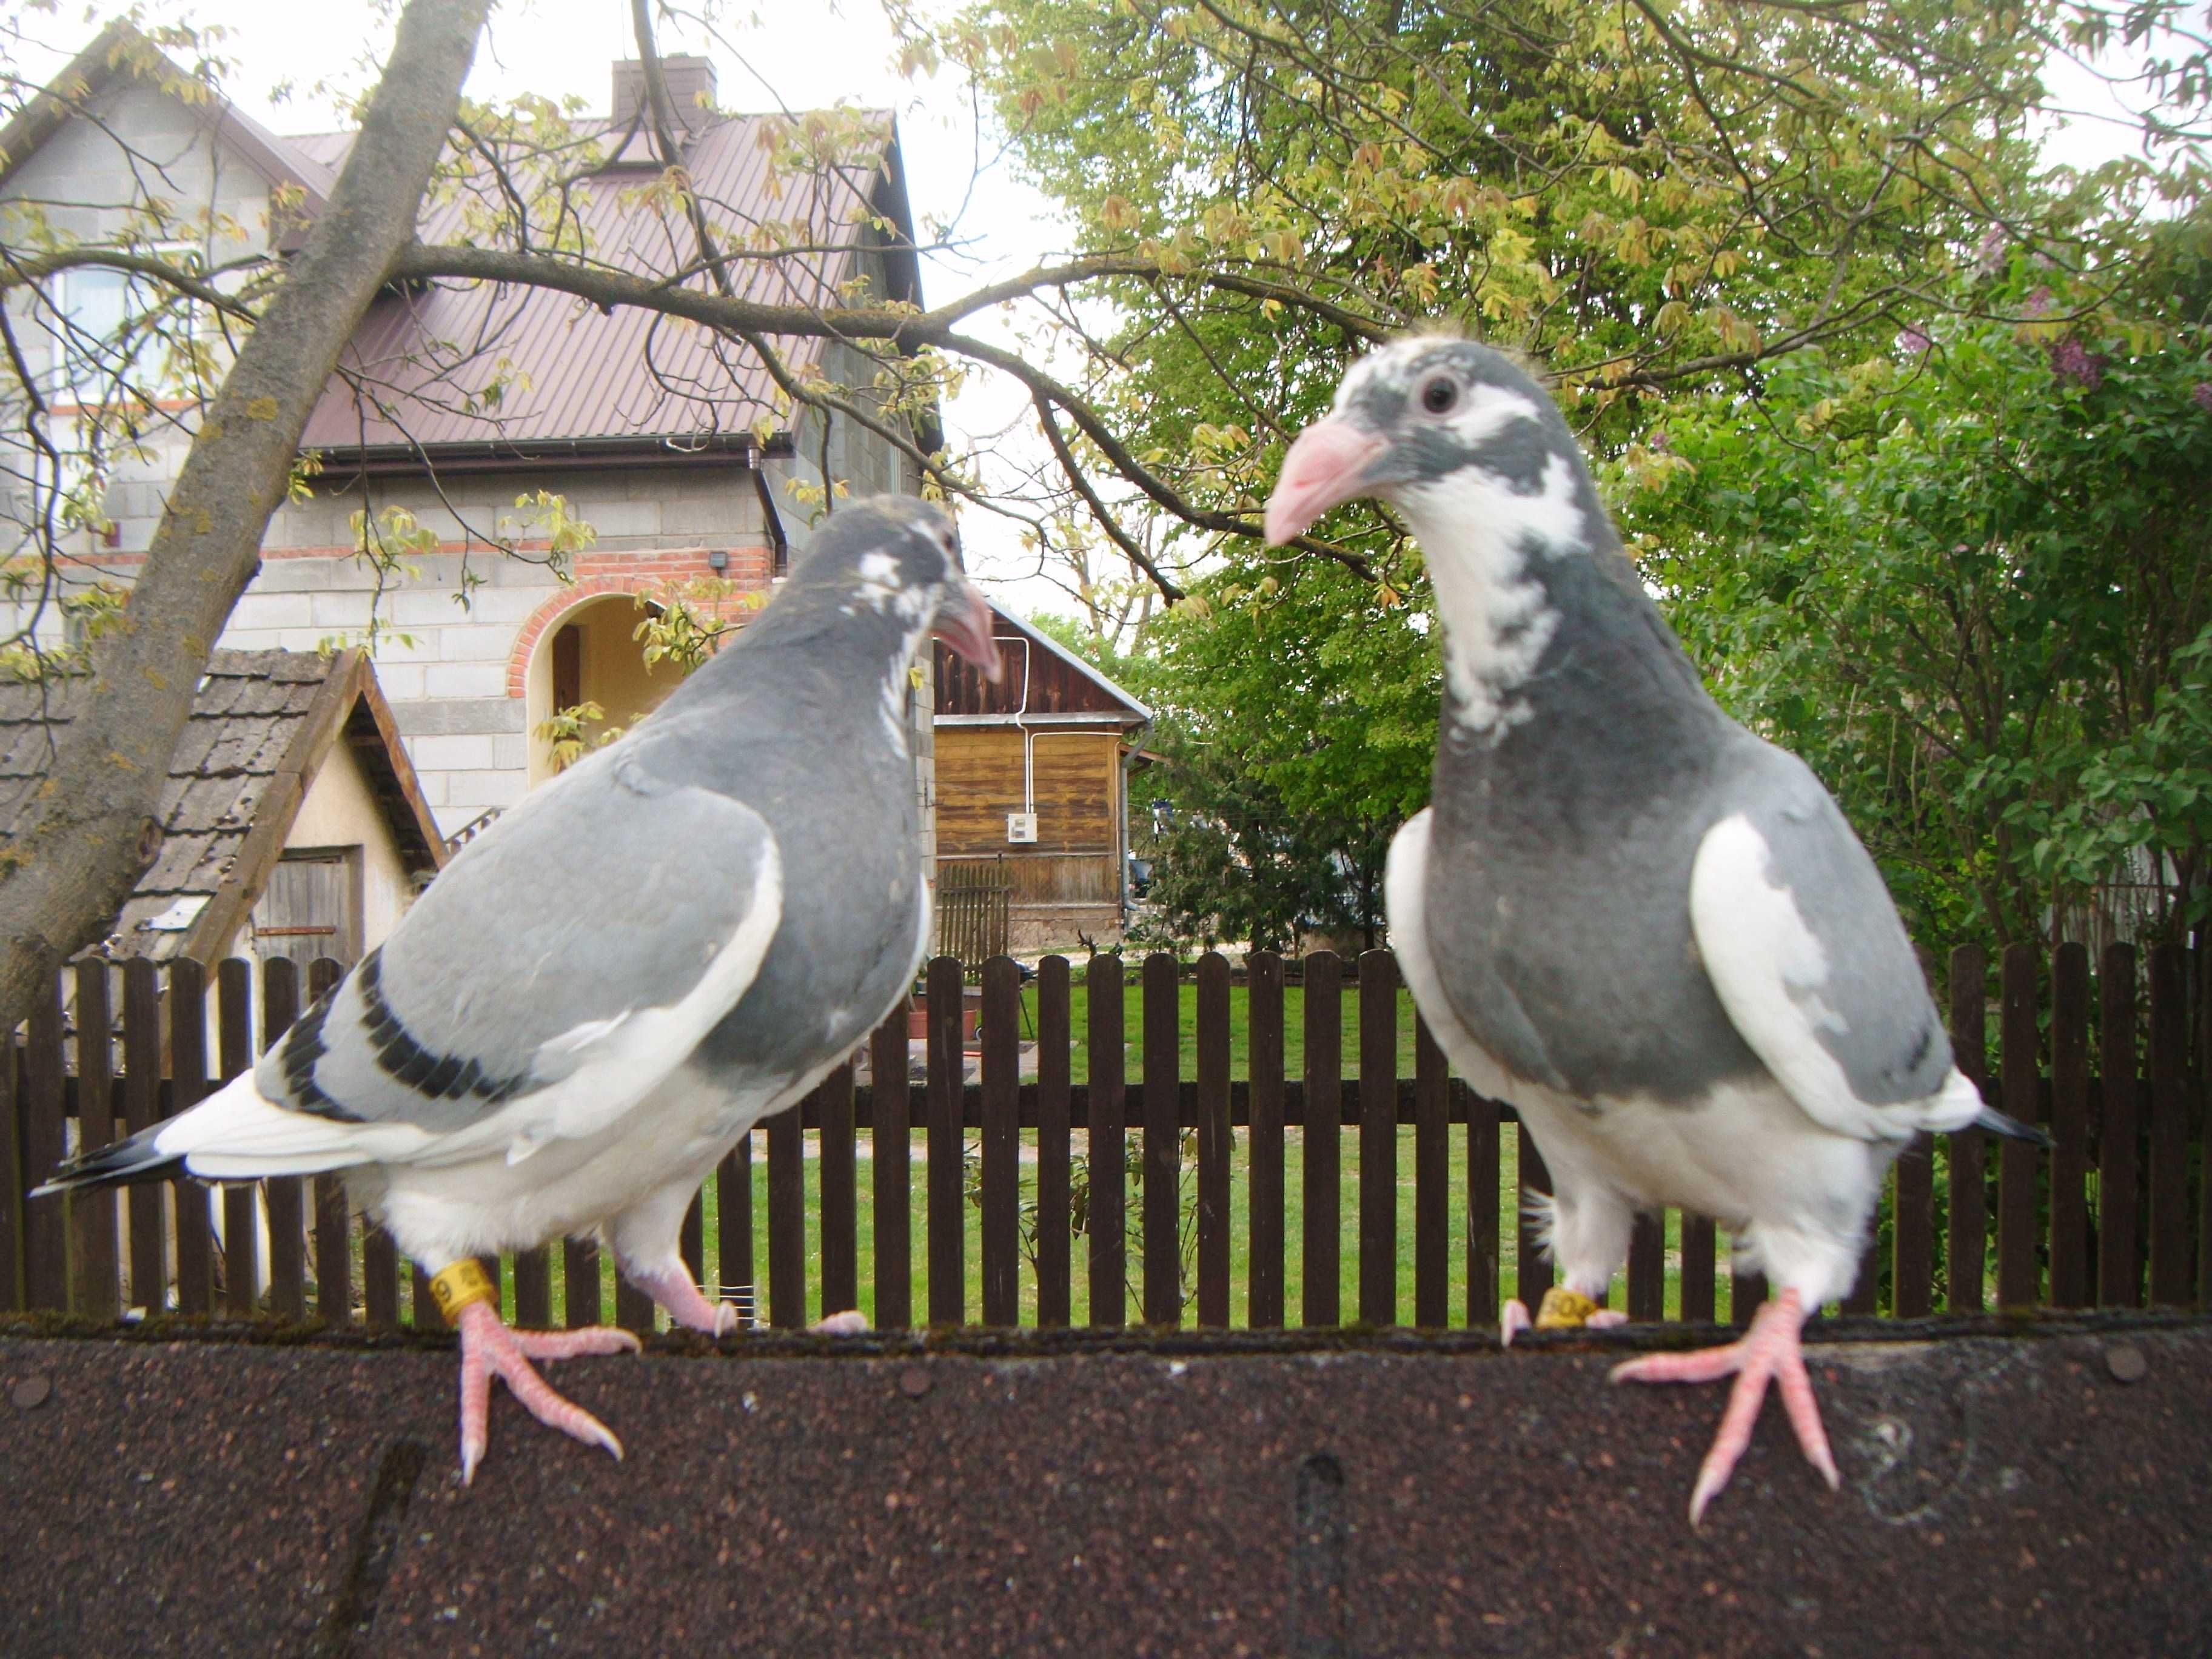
{"left": 610, "top": 55, "right": 717, "bottom": 132}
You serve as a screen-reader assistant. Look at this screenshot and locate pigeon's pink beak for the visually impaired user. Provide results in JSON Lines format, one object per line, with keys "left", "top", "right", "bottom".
{"left": 936, "top": 580, "right": 1004, "bottom": 684}
{"left": 1264, "top": 417, "right": 1386, "bottom": 546}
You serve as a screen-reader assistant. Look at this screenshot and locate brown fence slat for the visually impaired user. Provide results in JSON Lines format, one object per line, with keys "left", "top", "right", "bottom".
{"left": 2097, "top": 944, "right": 2139, "bottom": 1309}
{"left": 717, "top": 1131, "right": 753, "bottom": 1320}
{"left": 1195, "top": 952, "right": 1232, "bottom": 1329}
{"left": 1358, "top": 950, "right": 1398, "bottom": 1327}
{"left": 2048, "top": 942, "right": 2091, "bottom": 1309}
{"left": 167, "top": 958, "right": 213, "bottom": 1315}
{"left": 414, "top": 1263, "right": 438, "bottom": 1329}
{"left": 681, "top": 1190, "right": 705, "bottom": 1294}
{"left": 1628, "top": 1213, "right": 1665, "bottom": 1322}
{"left": 513, "top": 1245, "right": 552, "bottom": 1327}
{"left": 768, "top": 1094, "right": 806, "bottom": 1329}
{"left": 1087, "top": 953, "right": 1127, "bottom": 1328}
{"left": 1946, "top": 944, "right": 1988, "bottom": 1315}
{"left": 1247, "top": 952, "right": 1286, "bottom": 1329}
{"left": 1892, "top": 1134, "right": 1934, "bottom": 1319}
{"left": 926, "top": 954, "right": 965, "bottom": 1326}
{"left": 305, "top": 958, "right": 351, "bottom": 1327}
{"left": 23, "top": 971, "right": 67, "bottom": 1311}
{"left": 0, "top": 1025, "right": 18, "bottom": 1312}
{"left": 869, "top": 1017, "right": 910, "bottom": 1330}
{"left": 1996, "top": 943, "right": 2041, "bottom": 1309}
{"left": 1516, "top": 1126, "right": 1553, "bottom": 1312}
{"left": 615, "top": 1269, "right": 655, "bottom": 1335}
{"left": 1034, "top": 958, "right": 1071, "bottom": 1329}
{"left": 259, "top": 958, "right": 305, "bottom": 1321}
{"left": 1141, "top": 952, "right": 1182, "bottom": 1327}
{"left": 819, "top": 1059, "right": 857, "bottom": 1321}
{"left": 1680, "top": 1213, "right": 1716, "bottom": 1323}
{"left": 1466, "top": 1082, "right": 1500, "bottom": 1326}
{"left": 565, "top": 1236, "right": 602, "bottom": 1329}
{"left": 216, "top": 958, "right": 258, "bottom": 1316}
{"left": 121, "top": 961, "right": 164, "bottom": 1315}
{"left": 2199, "top": 935, "right": 2211, "bottom": 1310}
{"left": 1731, "top": 1262, "right": 1767, "bottom": 1326}
{"left": 979, "top": 957, "right": 1021, "bottom": 1326}
{"left": 70, "top": 962, "right": 118, "bottom": 1321}
{"left": 1303, "top": 951, "right": 1342, "bottom": 1327}
{"left": 1412, "top": 1016, "right": 1447, "bottom": 1329}
{"left": 363, "top": 1226, "right": 400, "bottom": 1328}
{"left": 2147, "top": 943, "right": 2191, "bottom": 1307}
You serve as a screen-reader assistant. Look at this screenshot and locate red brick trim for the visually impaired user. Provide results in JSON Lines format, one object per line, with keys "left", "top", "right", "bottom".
{"left": 503, "top": 548, "right": 773, "bottom": 698}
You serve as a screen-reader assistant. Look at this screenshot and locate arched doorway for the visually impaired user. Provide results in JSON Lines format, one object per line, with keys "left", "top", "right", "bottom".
{"left": 523, "top": 591, "right": 675, "bottom": 784}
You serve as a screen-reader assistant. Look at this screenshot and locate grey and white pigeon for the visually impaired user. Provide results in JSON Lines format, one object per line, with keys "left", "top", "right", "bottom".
{"left": 38, "top": 495, "right": 1001, "bottom": 1481}
{"left": 1264, "top": 336, "right": 2045, "bottom": 1523}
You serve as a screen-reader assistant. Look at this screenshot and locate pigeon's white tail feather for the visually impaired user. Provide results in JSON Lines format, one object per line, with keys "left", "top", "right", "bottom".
{"left": 155, "top": 1066, "right": 427, "bottom": 1178}
{"left": 1920, "top": 1067, "right": 1987, "bottom": 1133}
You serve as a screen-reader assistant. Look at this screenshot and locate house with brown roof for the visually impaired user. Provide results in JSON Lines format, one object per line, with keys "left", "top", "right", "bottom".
{"left": 2, "top": 33, "right": 932, "bottom": 845}
{"left": 0, "top": 649, "right": 443, "bottom": 970}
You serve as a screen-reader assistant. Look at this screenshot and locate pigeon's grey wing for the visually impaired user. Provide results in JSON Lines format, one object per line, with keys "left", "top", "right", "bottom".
{"left": 212, "top": 744, "right": 782, "bottom": 1167}
{"left": 1383, "top": 808, "right": 1541, "bottom": 1102}
{"left": 1689, "top": 747, "right": 1959, "bottom": 1142}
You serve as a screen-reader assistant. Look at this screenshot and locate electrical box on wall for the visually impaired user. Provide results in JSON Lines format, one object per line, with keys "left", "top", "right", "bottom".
{"left": 1006, "top": 811, "right": 1038, "bottom": 845}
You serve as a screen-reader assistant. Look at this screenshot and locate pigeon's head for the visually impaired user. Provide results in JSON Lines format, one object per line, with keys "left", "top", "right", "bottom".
{"left": 803, "top": 497, "right": 1002, "bottom": 683}
{"left": 1262, "top": 336, "right": 1586, "bottom": 554}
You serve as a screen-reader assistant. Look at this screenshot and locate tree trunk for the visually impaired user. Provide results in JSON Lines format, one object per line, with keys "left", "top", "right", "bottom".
{"left": 0, "top": 0, "right": 490, "bottom": 1031}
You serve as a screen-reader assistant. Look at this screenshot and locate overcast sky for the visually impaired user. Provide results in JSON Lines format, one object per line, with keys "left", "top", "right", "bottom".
{"left": 18, "top": 1, "right": 2189, "bottom": 616}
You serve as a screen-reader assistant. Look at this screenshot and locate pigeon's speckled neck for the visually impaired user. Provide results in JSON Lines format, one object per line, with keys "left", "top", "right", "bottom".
{"left": 1404, "top": 437, "right": 1723, "bottom": 829}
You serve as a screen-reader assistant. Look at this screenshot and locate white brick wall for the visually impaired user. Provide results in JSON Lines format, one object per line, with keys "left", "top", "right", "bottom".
{"left": 424, "top": 663, "right": 508, "bottom": 699}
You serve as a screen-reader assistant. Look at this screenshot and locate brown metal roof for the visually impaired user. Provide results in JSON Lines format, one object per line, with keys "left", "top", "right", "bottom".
{"left": 0, "top": 651, "right": 444, "bottom": 962}
{"left": 298, "top": 113, "right": 899, "bottom": 456}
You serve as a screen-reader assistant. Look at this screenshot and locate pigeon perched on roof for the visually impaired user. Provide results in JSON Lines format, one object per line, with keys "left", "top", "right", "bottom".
{"left": 1265, "top": 335, "right": 2045, "bottom": 1523}
{"left": 38, "top": 495, "right": 1001, "bottom": 1481}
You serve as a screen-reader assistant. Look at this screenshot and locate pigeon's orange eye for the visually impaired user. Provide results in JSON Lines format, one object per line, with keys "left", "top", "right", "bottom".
{"left": 1420, "top": 377, "right": 1458, "bottom": 415}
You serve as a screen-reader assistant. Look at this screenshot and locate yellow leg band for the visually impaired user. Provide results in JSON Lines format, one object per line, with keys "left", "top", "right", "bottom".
{"left": 429, "top": 1259, "right": 500, "bottom": 1326}
{"left": 1534, "top": 1286, "right": 1601, "bottom": 1329}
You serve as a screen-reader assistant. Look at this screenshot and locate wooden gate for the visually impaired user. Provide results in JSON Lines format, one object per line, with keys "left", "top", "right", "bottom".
{"left": 935, "top": 857, "right": 1011, "bottom": 961}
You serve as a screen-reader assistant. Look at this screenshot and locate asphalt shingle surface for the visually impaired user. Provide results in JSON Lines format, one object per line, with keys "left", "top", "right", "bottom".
{"left": 0, "top": 1315, "right": 2204, "bottom": 1656}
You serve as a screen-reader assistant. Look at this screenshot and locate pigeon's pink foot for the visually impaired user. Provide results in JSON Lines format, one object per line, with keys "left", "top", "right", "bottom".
{"left": 1586, "top": 1310, "right": 1629, "bottom": 1330}
{"left": 455, "top": 1301, "right": 639, "bottom": 1484}
{"left": 1608, "top": 1288, "right": 1838, "bottom": 1524}
{"left": 812, "top": 1309, "right": 869, "bottom": 1335}
{"left": 1500, "top": 1299, "right": 1532, "bottom": 1347}
{"left": 629, "top": 1261, "right": 743, "bottom": 1337}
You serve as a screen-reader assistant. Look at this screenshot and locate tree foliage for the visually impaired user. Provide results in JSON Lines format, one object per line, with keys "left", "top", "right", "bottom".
{"left": 1619, "top": 237, "right": 2212, "bottom": 944}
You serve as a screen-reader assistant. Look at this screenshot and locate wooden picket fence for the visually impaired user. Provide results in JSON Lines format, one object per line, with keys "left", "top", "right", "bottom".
{"left": 0, "top": 940, "right": 2205, "bottom": 1331}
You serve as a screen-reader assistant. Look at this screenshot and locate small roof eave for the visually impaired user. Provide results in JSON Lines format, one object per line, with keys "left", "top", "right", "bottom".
{"left": 987, "top": 607, "right": 1153, "bottom": 725}
{"left": 0, "top": 22, "right": 333, "bottom": 212}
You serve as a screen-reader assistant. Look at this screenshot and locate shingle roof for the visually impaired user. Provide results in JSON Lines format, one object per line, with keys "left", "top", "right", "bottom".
{"left": 297, "top": 113, "right": 904, "bottom": 456}
{"left": 0, "top": 650, "right": 443, "bottom": 961}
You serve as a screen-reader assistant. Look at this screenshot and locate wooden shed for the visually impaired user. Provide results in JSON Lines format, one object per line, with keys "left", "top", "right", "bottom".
{"left": 932, "top": 609, "right": 1150, "bottom": 955}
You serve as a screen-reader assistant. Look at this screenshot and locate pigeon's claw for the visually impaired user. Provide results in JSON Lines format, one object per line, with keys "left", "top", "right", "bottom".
{"left": 1608, "top": 1288, "right": 1835, "bottom": 1524}
{"left": 811, "top": 1309, "right": 870, "bottom": 1335}
{"left": 1499, "top": 1299, "right": 1532, "bottom": 1347}
{"left": 455, "top": 1302, "right": 631, "bottom": 1484}
{"left": 628, "top": 1259, "right": 747, "bottom": 1336}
